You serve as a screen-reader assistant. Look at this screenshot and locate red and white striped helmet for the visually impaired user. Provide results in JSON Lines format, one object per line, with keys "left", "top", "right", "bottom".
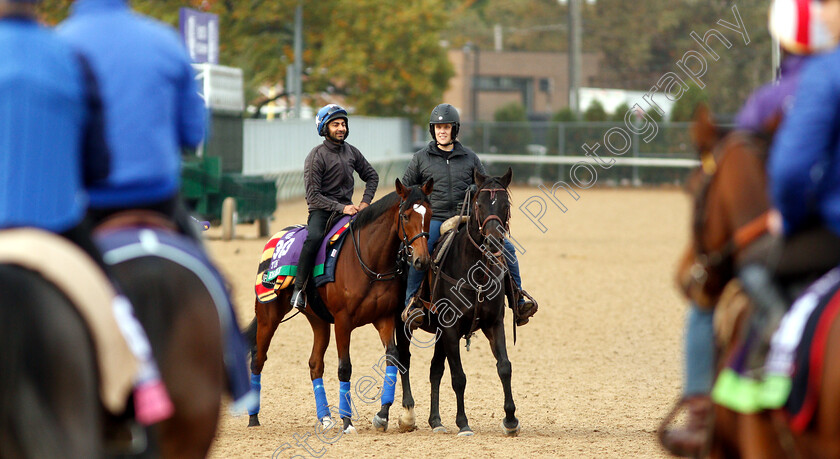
{"left": 769, "top": 0, "right": 835, "bottom": 54}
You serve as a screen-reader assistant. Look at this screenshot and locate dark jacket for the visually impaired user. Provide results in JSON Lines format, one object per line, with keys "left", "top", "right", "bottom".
{"left": 402, "top": 141, "right": 486, "bottom": 221}
{"left": 304, "top": 139, "right": 378, "bottom": 213}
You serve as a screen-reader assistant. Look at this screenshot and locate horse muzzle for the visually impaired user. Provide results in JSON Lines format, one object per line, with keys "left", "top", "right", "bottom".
{"left": 412, "top": 254, "right": 431, "bottom": 272}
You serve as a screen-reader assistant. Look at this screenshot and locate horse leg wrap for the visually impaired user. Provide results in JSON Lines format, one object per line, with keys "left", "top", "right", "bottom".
{"left": 248, "top": 374, "right": 261, "bottom": 416}
{"left": 382, "top": 366, "right": 398, "bottom": 406}
{"left": 339, "top": 381, "right": 353, "bottom": 418}
{"left": 313, "top": 378, "right": 330, "bottom": 420}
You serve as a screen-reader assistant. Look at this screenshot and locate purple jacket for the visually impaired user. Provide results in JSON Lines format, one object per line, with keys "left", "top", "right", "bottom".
{"left": 735, "top": 55, "right": 809, "bottom": 133}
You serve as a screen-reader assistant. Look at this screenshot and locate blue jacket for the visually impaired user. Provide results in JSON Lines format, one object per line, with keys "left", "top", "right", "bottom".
{"left": 0, "top": 17, "right": 108, "bottom": 232}
{"left": 769, "top": 48, "right": 840, "bottom": 236}
{"left": 58, "top": 0, "right": 206, "bottom": 209}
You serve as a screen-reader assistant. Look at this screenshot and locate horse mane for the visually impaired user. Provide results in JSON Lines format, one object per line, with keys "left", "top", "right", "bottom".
{"left": 353, "top": 186, "right": 431, "bottom": 230}
{"left": 353, "top": 192, "right": 400, "bottom": 229}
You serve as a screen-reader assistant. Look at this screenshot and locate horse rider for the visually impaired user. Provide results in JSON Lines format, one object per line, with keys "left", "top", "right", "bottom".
{"left": 401, "top": 103, "right": 537, "bottom": 329}
{"left": 0, "top": 0, "right": 172, "bottom": 425}
{"left": 290, "top": 104, "right": 379, "bottom": 310}
{"left": 661, "top": 0, "right": 832, "bottom": 455}
{"left": 57, "top": 0, "right": 206, "bottom": 240}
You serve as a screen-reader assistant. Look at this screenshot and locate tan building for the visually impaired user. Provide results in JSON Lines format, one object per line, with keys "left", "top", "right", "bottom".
{"left": 444, "top": 48, "right": 600, "bottom": 121}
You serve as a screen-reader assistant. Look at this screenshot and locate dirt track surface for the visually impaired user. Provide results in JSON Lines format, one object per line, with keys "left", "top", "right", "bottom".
{"left": 205, "top": 187, "right": 688, "bottom": 458}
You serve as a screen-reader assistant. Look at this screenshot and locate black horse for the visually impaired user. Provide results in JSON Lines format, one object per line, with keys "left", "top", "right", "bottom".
{"left": 397, "top": 168, "right": 520, "bottom": 437}
{"left": 0, "top": 263, "right": 100, "bottom": 457}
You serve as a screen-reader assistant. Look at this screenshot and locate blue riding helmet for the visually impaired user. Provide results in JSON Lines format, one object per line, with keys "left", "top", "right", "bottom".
{"left": 315, "top": 104, "right": 349, "bottom": 138}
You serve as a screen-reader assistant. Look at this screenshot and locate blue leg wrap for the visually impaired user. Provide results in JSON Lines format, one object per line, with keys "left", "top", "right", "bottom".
{"left": 339, "top": 381, "right": 353, "bottom": 418}
{"left": 381, "top": 366, "right": 398, "bottom": 406}
{"left": 313, "top": 378, "right": 330, "bottom": 420}
{"left": 248, "top": 374, "right": 261, "bottom": 416}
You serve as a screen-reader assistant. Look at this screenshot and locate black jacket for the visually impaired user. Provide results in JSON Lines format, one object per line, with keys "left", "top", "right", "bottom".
{"left": 304, "top": 140, "right": 378, "bottom": 213}
{"left": 402, "top": 141, "right": 486, "bottom": 221}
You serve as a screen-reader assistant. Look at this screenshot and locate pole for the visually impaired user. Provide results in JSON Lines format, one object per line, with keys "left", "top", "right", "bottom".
{"left": 567, "top": 0, "right": 581, "bottom": 115}
{"left": 471, "top": 44, "right": 480, "bottom": 122}
{"left": 293, "top": 1, "right": 303, "bottom": 118}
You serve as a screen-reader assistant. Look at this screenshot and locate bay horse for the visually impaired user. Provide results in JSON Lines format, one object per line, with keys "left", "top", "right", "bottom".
{"left": 0, "top": 263, "right": 101, "bottom": 458}
{"left": 396, "top": 168, "right": 520, "bottom": 437}
{"left": 245, "top": 178, "right": 433, "bottom": 433}
{"left": 667, "top": 105, "right": 840, "bottom": 457}
{"left": 94, "top": 220, "right": 232, "bottom": 458}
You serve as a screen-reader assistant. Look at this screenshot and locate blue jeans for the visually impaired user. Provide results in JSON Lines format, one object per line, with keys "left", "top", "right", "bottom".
{"left": 405, "top": 220, "right": 523, "bottom": 306}
{"left": 684, "top": 303, "right": 714, "bottom": 397}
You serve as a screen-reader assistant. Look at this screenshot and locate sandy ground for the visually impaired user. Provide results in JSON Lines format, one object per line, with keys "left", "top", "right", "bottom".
{"left": 203, "top": 186, "right": 689, "bottom": 459}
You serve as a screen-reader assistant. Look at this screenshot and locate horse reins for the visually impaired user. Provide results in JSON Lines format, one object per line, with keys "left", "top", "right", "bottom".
{"left": 431, "top": 183, "right": 511, "bottom": 341}
{"left": 690, "top": 133, "right": 771, "bottom": 285}
{"left": 349, "top": 199, "right": 429, "bottom": 283}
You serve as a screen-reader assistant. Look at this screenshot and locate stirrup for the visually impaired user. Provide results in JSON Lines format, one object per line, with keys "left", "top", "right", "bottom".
{"left": 291, "top": 288, "right": 306, "bottom": 310}
{"left": 515, "top": 289, "right": 538, "bottom": 326}
{"left": 401, "top": 297, "right": 424, "bottom": 329}
{"left": 657, "top": 396, "right": 712, "bottom": 457}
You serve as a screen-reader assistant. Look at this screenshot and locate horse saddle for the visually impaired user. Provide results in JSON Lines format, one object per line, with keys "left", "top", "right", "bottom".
{"left": 0, "top": 228, "right": 138, "bottom": 414}
{"left": 712, "top": 267, "right": 840, "bottom": 432}
{"left": 255, "top": 215, "right": 352, "bottom": 303}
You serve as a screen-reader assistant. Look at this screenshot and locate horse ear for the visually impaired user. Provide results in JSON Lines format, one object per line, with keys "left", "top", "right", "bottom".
{"left": 395, "top": 178, "right": 408, "bottom": 198}
{"left": 500, "top": 167, "right": 512, "bottom": 188}
{"left": 421, "top": 178, "right": 434, "bottom": 196}
{"left": 474, "top": 169, "right": 487, "bottom": 189}
{"left": 691, "top": 103, "right": 718, "bottom": 156}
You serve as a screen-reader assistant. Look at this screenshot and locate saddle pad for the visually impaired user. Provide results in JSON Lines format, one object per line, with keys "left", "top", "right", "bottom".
{"left": 255, "top": 216, "right": 351, "bottom": 303}
{"left": 712, "top": 267, "right": 840, "bottom": 422}
{"left": 97, "top": 228, "right": 254, "bottom": 411}
{"left": 785, "top": 277, "right": 840, "bottom": 432}
{"left": 0, "top": 228, "right": 137, "bottom": 414}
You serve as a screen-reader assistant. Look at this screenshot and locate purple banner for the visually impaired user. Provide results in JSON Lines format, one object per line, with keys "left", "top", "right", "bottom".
{"left": 179, "top": 8, "right": 219, "bottom": 65}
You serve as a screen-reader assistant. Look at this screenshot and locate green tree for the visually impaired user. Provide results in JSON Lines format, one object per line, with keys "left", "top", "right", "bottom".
{"left": 670, "top": 83, "right": 708, "bottom": 122}
{"left": 307, "top": 0, "right": 453, "bottom": 124}
{"left": 610, "top": 102, "right": 631, "bottom": 122}
{"left": 39, "top": 0, "right": 453, "bottom": 123}
{"left": 552, "top": 107, "right": 578, "bottom": 122}
{"left": 489, "top": 102, "right": 531, "bottom": 153}
{"left": 583, "top": 100, "right": 607, "bottom": 122}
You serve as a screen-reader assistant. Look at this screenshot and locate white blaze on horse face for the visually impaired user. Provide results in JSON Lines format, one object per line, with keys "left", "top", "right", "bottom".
{"left": 412, "top": 204, "right": 426, "bottom": 227}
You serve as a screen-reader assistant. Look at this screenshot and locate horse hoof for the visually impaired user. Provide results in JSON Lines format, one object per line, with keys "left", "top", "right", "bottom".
{"left": 398, "top": 408, "right": 416, "bottom": 432}
{"left": 398, "top": 418, "right": 417, "bottom": 432}
{"left": 457, "top": 428, "right": 474, "bottom": 437}
{"left": 320, "top": 417, "right": 335, "bottom": 430}
{"left": 372, "top": 414, "right": 388, "bottom": 432}
{"left": 502, "top": 420, "right": 520, "bottom": 437}
{"left": 343, "top": 425, "right": 358, "bottom": 435}
{"left": 432, "top": 425, "right": 448, "bottom": 434}
{"left": 248, "top": 414, "right": 260, "bottom": 427}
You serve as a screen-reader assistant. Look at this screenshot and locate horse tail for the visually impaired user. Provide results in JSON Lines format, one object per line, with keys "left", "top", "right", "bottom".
{"left": 242, "top": 316, "right": 258, "bottom": 348}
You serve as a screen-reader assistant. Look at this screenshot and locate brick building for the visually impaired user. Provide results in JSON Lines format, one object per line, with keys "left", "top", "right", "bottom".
{"left": 443, "top": 48, "right": 601, "bottom": 121}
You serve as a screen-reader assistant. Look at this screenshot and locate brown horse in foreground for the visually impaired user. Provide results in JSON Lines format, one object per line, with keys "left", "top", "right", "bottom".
{"left": 95, "top": 223, "right": 228, "bottom": 458}
{"left": 668, "top": 105, "right": 840, "bottom": 457}
{"left": 246, "top": 179, "right": 433, "bottom": 433}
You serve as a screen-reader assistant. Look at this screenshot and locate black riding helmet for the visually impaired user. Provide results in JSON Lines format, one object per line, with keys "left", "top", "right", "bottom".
{"left": 429, "top": 103, "right": 460, "bottom": 145}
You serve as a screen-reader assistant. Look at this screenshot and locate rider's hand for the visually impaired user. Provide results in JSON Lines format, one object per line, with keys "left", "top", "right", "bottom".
{"left": 343, "top": 204, "right": 358, "bottom": 215}
{"left": 768, "top": 209, "right": 783, "bottom": 236}
{"left": 358, "top": 202, "right": 369, "bottom": 211}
